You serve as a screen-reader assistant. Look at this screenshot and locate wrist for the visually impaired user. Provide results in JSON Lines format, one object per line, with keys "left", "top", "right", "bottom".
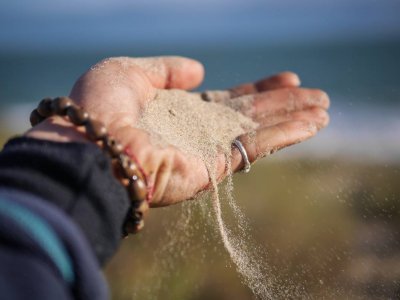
{"left": 27, "top": 96, "right": 149, "bottom": 234}
{"left": 25, "top": 116, "right": 89, "bottom": 144}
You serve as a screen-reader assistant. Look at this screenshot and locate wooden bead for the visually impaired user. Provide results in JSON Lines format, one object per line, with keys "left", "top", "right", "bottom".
{"left": 67, "top": 106, "right": 89, "bottom": 125}
{"left": 119, "top": 154, "right": 129, "bottom": 168}
{"left": 133, "top": 200, "right": 149, "bottom": 217}
{"left": 30, "top": 110, "right": 44, "bottom": 126}
{"left": 135, "top": 219, "right": 145, "bottom": 232}
{"left": 125, "top": 218, "right": 144, "bottom": 234}
{"left": 118, "top": 154, "right": 138, "bottom": 178}
{"left": 85, "top": 119, "right": 107, "bottom": 141}
{"left": 37, "top": 98, "right": 54, "bottom": 117}
{"left": 52, "top": 97, "right": 72, "bottom": 115}
{"left": 123, "top": 161, "right": 141, "bottom": 179}
{"left": 105, "top": 138, "right": 123, "bottom": 158}
{"left": 128, "top": 178, "right": 147, "bottom": 201}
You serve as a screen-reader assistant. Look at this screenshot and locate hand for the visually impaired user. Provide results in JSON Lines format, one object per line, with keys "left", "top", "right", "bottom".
{"left": 26, "top": 56, "right": 329, "bottom": 207}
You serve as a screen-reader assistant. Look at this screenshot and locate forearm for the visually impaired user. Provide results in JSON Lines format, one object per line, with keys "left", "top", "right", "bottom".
{"left": 0, "top": 189, "right": 108, "bottom": 299}
{"left": 0, "top": 136, "right": 130, "bottom": 265}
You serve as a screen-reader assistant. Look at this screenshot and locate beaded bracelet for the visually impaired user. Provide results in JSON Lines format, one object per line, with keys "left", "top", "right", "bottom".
{"left": 30, "top": 96, "right": 149, "bottom": 235}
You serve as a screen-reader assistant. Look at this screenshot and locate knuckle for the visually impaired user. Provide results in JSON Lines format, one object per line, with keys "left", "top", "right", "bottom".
{"left": 311, "top": 106, "right": 326, "bottom": 117}
{"left": 90, "top": 57, "right": 124, "bottom": 72}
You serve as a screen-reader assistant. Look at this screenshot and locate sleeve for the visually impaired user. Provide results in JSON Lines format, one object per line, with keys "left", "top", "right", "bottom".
{"left": 0, "top": 137, "right": 131, "bottom": 265}
{"left": 0, "top": 137, "right": 132, "bottom": 299}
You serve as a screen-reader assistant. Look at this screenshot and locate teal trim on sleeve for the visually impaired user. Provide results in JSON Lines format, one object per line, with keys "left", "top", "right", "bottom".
{"left": 0, "top": 197, "right": 75, "bottom": 284}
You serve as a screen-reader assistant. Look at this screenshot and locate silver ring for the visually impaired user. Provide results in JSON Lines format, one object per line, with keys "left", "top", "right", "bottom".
{"left": 232, "top": 139, "right": 251, "bottom": 173}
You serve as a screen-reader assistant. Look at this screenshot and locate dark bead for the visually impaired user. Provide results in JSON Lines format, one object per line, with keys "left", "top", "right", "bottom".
{"left": 67, "top": 106, "right": 89, "bottom": 125}
{"left": 111, "top": 158, "right": 126, "bottom": 180}
{"left": 128, "top": 178, "right": 147, "bottom": 201}
{"left": 132, "top": 200, "right": 149, "bottom": 217}
{"left": 124, "top": 218, "right": 144, "bottom": 234}
{"left": 131, "top": 210, "right": 142, "bottom": 222}
{"left": 52, "top": 97, "right": 72, "bottom": 115}
{"left": 123, "top": 161, "right": 141, "bottom": 179}
{"left": 37, "top": 98, "right": 54, "bottom": 117}
{"left": 119, "top": 154, "right": 131, "bottom": 170}
{"left": 29, "top": 110, "right": 45, "bottom": 126}
{"left": 105, "top": 138, "right": 123, "bottom": 158}
{"left": 85, "top": 119, "right": 107, "bottom": 141}
{"left": 135, "top": 220, "right": 145, "bottom": 232}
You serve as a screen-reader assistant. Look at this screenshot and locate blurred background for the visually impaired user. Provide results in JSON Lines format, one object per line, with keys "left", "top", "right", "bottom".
{"left": 1, "top": 0, "right": 399, "bottom": 299}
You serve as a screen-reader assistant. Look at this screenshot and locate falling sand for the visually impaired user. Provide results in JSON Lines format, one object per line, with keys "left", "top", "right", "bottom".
{"left": 137, "top": 89, "right": 280, "bottom": 299}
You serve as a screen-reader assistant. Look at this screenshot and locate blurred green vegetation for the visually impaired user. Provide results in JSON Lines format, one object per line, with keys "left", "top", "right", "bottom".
{"left": 2, "top": 129, "right": 399, "bottom": 299}
{"left": 104, "top": 157, "right": 400, "bottom": 300}
{"left": 1, "top": 130, "right": 399, "bottom": 299}
{"left": 0, "top": 121, "right": 20, "bottom": 147}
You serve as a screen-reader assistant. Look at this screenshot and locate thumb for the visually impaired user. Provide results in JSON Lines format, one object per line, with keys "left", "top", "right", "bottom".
{"left": 131, "top": 56, "right": 205, "bottom": 90}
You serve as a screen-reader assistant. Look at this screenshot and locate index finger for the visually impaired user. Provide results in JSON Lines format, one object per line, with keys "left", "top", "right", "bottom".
{"left": 229, "top": 71, "right": 301, "bottom": 97}
{"left": 201, "top": 72, "right": 301, "bottom": 103}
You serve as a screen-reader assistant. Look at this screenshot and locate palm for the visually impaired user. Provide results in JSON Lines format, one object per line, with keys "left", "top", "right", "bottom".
{"left": 69, "top": 56, "right": 329, "bottom": 207}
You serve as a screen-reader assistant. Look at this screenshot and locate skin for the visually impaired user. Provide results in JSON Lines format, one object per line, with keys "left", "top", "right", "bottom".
{"left": 26, "top": 56, "right": 330, "bottom": 207}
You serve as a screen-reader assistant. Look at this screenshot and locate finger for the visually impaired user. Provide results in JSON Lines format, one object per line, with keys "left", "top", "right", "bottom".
{"left": 130, "top": 56, "right": 205, "bottom": 90}
{"left": 256, "top": 107, "right": 330, "bottom": 129}
{"left": 231, "top": 121, "right": 318, "bottom": 172}
{"left": 112, "top": 125, "right": 177, "bottom": 205}
{"left": 201, "top": 72, "right": 301, "bottom": 103}
{"left": 111, "top": 124, "right": 209, "bottom": 207}
{"left": 248, "top": 88, "right": 330, "bottom": 117}
{"left": 208, "top": 88, "right": 330, "bottom": 118}
{"left": 229, "top": 71, "right": 301, "bottom": 97}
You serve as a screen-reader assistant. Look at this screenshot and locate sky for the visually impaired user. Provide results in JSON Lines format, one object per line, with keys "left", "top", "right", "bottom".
{"left": 1, "top": 0, "right": 400, "bottom": 52}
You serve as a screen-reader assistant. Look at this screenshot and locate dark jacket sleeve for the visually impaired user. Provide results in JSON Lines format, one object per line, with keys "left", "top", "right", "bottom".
{"left": 0, "top": 137, "right": 132, "bottom": 299}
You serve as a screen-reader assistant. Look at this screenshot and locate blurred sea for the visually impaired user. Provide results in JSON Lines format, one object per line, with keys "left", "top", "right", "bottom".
{"left": 1, "top": 40, "right": 399, "bottom": 162}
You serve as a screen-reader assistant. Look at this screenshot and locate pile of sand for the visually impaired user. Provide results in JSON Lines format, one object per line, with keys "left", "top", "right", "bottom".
{"left": 137, "top": 89, "right": 257, "bottom": 168}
